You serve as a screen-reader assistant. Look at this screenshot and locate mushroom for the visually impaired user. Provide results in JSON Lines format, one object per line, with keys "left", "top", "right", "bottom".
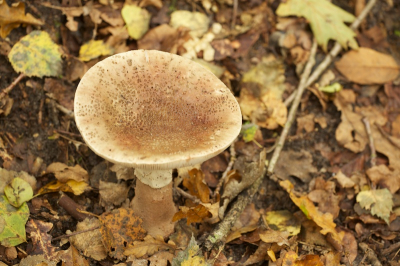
{"left": 74, "top": 50, "right": 242, "bottom": 237}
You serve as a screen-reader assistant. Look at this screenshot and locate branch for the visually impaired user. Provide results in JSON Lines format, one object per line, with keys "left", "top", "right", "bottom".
{"left": 0, "top": 73, "right": 26, "bottom": 100}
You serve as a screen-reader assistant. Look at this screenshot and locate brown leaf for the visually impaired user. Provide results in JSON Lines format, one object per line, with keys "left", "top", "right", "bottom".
{"left": 124, "top": 235, "right": 175, "bottom": 258}
{"left": 99, "top": 181, "right": 130, "bottom": 207}
{"left": 99, "top": 208, "right": 147, "bottom": 259}
{"left": 201, "top": 153, "right": 228, "bottom": 187}
{"left": 308, "top": 177, "right": 341, "bottom": 219}
{"left": 138, "top": 24, "right": 178, "bottom": 52}
{"left": 296, "top": 113, "right": 315, "bottom": 134}
{"left": 148, "top": 251, "right": 174, "bottom": 266}
{"left": 46, "top": 162, "right": 88, "bottom": 182}
{"left": 335, "top": 47, "right": 400, "bottom": 85}
{"left": 0, "top": 1, "right": 44, "bottom": 38}
{"left": 183, "top": 169, "right": 210, "bottom": 203}
{"left": 69, "top": 218, "right": 107, "bottom": 261}
{"left": 259, "top": 229, "right": 290, "bottom": 246}
{"left": 26, "top": 219, "right": 58, "bottom": 261}
{"left": 295, "top": 255, "right": 324, "bottom": 266}
{"left": 366, "top": 164, "right": 400, "bottom": 194}
{"left": 57, "top": 245, "right": 89, "bottom": 266}
{"left": 274, "top": 150, "right": 317, "bottom": 183}
{"left": 172, "top": 204, "right": 212, "bottom": 224}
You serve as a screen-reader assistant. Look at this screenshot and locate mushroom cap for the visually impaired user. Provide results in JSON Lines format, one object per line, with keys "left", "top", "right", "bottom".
{"left": 74, "top": 50, "right": 242, "bottom": 170}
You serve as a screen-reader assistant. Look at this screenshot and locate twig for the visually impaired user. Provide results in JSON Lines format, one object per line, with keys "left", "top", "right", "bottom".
{"left": 269, "top": 40, "right": 318, "bottom": 174}
{"left": 0, "top": 73, "right": 26, "bottom": 100}
{"left": 362, "top": 117, "right": 376, "bottom": 167}
{"left": 213, "top": 138, "right": 238, "bottom": 198}
{"left": 175, "top": 187, "right": 201, "bottom": 204}
{"left": 231, "top": 0, "right": 238, "bottom": 29}
{"left": 284, "top": 0, "right": 378, "bottom": 107}
{"left": 54, "top": 101, "right": 75, "bottom": 119}
{"left": 52, "top": 226, "right": 100, "bottom": 241}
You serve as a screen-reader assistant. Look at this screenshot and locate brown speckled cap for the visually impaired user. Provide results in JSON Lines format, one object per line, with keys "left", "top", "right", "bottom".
{"left": 74, "top": 50, "right": 242, "bottom": 170}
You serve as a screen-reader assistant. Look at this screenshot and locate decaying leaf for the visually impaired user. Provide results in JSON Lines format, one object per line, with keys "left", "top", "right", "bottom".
{"left": 335, "top": 48, "right": 400, "bottom": 85}
{"left": 0, "top": 196, "right": 29, "bottom": 247}
{"left": 280, "top": 180, "right": 345, "bottom": 247}
{"left": 124, "top": 234, "right": 176, "bottom": 258}
{"left": 79, "top": 40, "right": 114, "bottom": 62}
{"left": 239, "top": 56, "right": 287, "bottom": 130}
{"left": 26, "top": 219, "right": 58, "bottom": 261}
{"left": 99, "top": 207, "right": 146, "bottom": 259}
{"left": 169, "top": 10, "right": 209, "bottom": 38}
{"left": 172, "top": 235, "right": 210, "bottom": 266}
{"left": 4, "top": 177, "right": 33, "bottom": 207}
{"left": 0, "top": 1, "right": 44, "bottom": 38}
{"left": 99, "top": 181, "right": 130, "bottom": 207}
{"left": 8, "top": 31, "right": 62, "bottom": 77}
{"left": 277, "top": 0, "right": 357, "bottom": 51}
{"left": 36, "top": 180, "right": 90, "bottom": 196}
{"left": 356, "top": 189, "right": 393, "bottom": 224}
{"left": 69, "top": 218, "right": 107, "bottom": 261}
{"left": 265, "top": 210, "right": 301, "bottom": 236}
{"left": 122, "top": 5, "right": 151, "bottom": 40}
{"left": 57, "top": 244, "right": 89, "bottom": 266}
{"left": 46, "top": 162, "right": 89, "bottom": 183}
{"left": 183, "top": 169, "right": 210, "bottom": 203}
{"left": 172, "top": 204, "right": 212, "bottom": 225}
{"left": 274, "top": 150, "right": 317, "bottom": 183}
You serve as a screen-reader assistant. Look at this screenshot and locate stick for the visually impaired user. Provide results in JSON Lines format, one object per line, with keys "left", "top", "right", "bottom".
{"left": 175, "top": 187, "right": 201, "bottom": 204}
{"left": 213, "top": 137, "right": 237, "bottom": 198}
{"left": 0, "top": 73, "right": 26, "bottom": 100}
{"left": 362, "top": 117, "right": 376, "bottom": 167}
{"left": 284, "top": 0, "right": 377, "bottom": 107}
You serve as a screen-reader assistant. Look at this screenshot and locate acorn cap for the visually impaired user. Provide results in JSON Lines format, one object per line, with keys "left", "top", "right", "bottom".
{"left": 74, "top": 50, "right": 242, "bottom": 171}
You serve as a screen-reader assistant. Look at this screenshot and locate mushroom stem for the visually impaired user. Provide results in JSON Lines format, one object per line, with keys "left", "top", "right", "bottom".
{"left": 131, "top": 173, "right": 176, "bottom": 238}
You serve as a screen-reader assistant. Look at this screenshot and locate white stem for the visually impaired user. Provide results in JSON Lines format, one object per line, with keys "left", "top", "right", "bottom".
{"left": 134, "top": 168, "right": 172, "bottom": 188}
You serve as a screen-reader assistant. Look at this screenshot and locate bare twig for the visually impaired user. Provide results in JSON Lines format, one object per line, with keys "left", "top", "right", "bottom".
{"left": 213, "top": 138, "right": 238, "bottom": 198}
{"left": 284, "top": 0, "right": 377, "bottom": 106}
{"left": 0, "top": 73, "right": 26, "bottom": 100}
{"left": 54, "top": 101, "right": 74, "bottom": 119}
{"left": 175, "top": 187, "right": 201, "bottom": 204}
{"left": 362, "top": 117, "right": 376, "bottom": 167}
{"left": 231, "top": 0, "right": 238, "bottom": 29}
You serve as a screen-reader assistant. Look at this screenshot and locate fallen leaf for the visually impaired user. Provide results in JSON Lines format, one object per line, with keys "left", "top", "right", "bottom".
{"left": 274, "top": 150, "right": 317, "bottom": 183}
{"left": 99, "top": 207, "right": 146, "bottom": 259}
{"left": 335, "top": 48, "right": 400, "bottom": 85}
{"left": 183, "top": 169, "right": 210, "bottom": 203}
{"left": 280, "top": 180, "right": 345, "bottom": 247}
{"left": 356, "top": 188, "right": 393, "bottom": 224}
{"left": 0, "top": 1, "right": 44, "bottom": 38}
{"left": 308, "top": 177, "right": 341, "bottom": 219}
{"left": 226, "top": 225, "right": 258, "bottom": 243}
{"left": 18, "top": 255, "right": 56, "bottom": 266}
{"left": 26, "top": 219, "right": 57, "bottom": 261}
{"left": 8, "top": 31, "right": 62, "bottom": 77}
{"left": 138, "top": 24, "right": 177, "bottom": 51}
{"left": 37, "top": 180, "right": 90, "bottom": 196}
{"left": 259, "top": 229, "right": 290, "bottom": 246}
{"left": 241, "top": 123, "right": 258, "bottom": 143}
{"left": 124, "top": 234, "right": 175, "bottom": 258}
{"left": 169, "top": 10, "right": 209, "bottom": 37}
{"left": 46, "top": 162, "right": 89, "bottom": 183}
{"left": 122, "top": 5, "right": 151, "bottom": 40}
{"left": 99, "top": 181, "right": 130, "bottom": 207}
{"left": 57, "top": 244, "right": 89, "bottom": 266}
{"left": 201, "top": 153, "right": 228, "bottom": 188}
{"left": 295, "top": 254, "right": 324, "bottom": 266}
{"left": 334, "top": 170, "right": 356, "bottom": 188}
{"left": 69, "top": 218, "right": 107, "bottom": 261}
{"left": 172, "top": 235, "right": 210, "bottom": 266}
{"left": 79, "top": 40, "right": 114, "bottom": 62}
{"left": 265, "top": 210, "right": 301, "bottom": 236}
{"left": 296, "top": 113, "right": 315, "bottom": 134}
{"left": 319, "top": 82, "right": 342, "bottom": 93}
{"left": 366, "top": 165, "right": 400, "bottom": 194}
{"left": 148, "top": 251, "right": 174, "bottom": 266}
{"left": 110, "top": 164, "right": 135, "bottom": 181}
{"left": 0, "top": 168, "right": 36, "bottom": 196}
{"left": 0, "top": 195, "right": 29, "bottom": 247}
{"left": 43, "top": 78, "right": 75, "bottom": 111}
{"left": 4, "top": 177, "right": 33, "bottom": 207}
{"left": 277, "top": 0, "right": 357, "bottom": 51}
{"left": 335, "top": 47, "right": 400, "bottom": 85}
{"left": 172, "top": 204, "right": 212, "bottom": 224}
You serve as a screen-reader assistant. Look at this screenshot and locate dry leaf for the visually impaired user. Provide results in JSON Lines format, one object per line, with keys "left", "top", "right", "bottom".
{"left": 356, "top": 188, "right": 393, "bottom": 224}
{"left": 259, "top": 229, "right": 290, "bottom": 246}
{"left": 37, "top": 180, "right": 90, "bottom": 196}
{"left": 46, "top": 162, "right": 89, "bottom": 182}
{"left": 183, "top": 169, "right": 210, "bottom": 203}
{"left": 124, "top": 235, "right": 175, "bottom": 258}
{"left": 265, "top": 210, "right": 301, "bottom": 236}
{"left": 274, "top": 150, "right": 317, "bottom": 183}
{"left": 122, "top": 5, "right": 151, "bottom": 40}
{"left": 366, "top": 165, "right": 400, "bottom": 194}
{"left": 296, "top": 113, "right": 315, "bottom": 134}
{"left": 69, "top": 218, "right": 107, "bottom": 261}
{"left": 26, "top": 219, "right": 58, "bottom": 261}
{"left": 169, "top": 10, "right": 209, "bottom": 38}
{"left": 308, "top": 178, "right": 341, "bottom": 219}
{"left": 99, "top": 207, "right": 147, "bottom": 259}
{"left": 0, "top": 1, "right": 44, "bottom": 38}
{"left": 335, "top": 48, "right": 400, "bottom": 84}
{"left": 334, "top": 170, "right": 356, "bottom": 188}
{"left": 226, "top": 225, "right": 258, "bottom": 243}
{"left": 99, "top": 181, "right": 130, "bottom": 207}
{"left": 57, "top": 245, "right": 89, "bottom": 266}
{"left": 172, "top": 204, "right": 212, "bottom": 224}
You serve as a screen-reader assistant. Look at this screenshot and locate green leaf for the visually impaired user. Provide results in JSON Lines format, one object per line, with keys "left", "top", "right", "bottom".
{"left": 8, "top": 30, "right": 62, "bottom": 77}
{"left": 121, "top": 5, "right": 151, "bottom": 40}
{"left": 241, "top": 123, "right": 258, "bottom": 143}
{"left": 4, "top": 177, "right": 33, "bottom": 208}
{"left": 319, "top": 82, "right": 342, "bottom": 93}
{"left": 79, "top": 40, "right": 114, "bottom": 62}
{"left": 356, "top": 188, "right": 393, "bottom": 224}
{"left": 276, "top": 0, "right": 358, "bottom": 51}
{"left": 0, "top": 195, "right": 29, "bottom": 247}
{"left": 172, "top": 235, "right": 210, "bottom": 266}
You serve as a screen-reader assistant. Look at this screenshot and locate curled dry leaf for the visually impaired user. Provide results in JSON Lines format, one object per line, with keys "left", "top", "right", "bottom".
{"left": 335, "top": 48, "right": 400, "bottom": 85}
{"left": 124, "top": 234, "right": 176, "bottom": 258}
{"left": 46, "top": 162, "right": 89, "bottom": 183}
{"left": 99, "top": 208, "right": 147, "bottom": 259}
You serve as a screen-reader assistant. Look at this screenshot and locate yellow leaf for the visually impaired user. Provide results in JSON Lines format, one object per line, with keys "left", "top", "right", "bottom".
{"left": 79, "top": 40, "right": 114, "bottom": 62}
{"left": 356, "top": 189, "right": 393, "bottom": 224}
{"left": 277, "top": 0, "right": 358, "bottom": 51}
{"left": 8, "top": 31, "right": 62, "bottom": 77}
{"left": 36, "top": 180, "right": 90, "bottom": 196}
{"left": 121, "top": 5, "right": 151, "bottom": 40}
{"left": 172, "top": 236, "right": 210, "bottom": 266}
{"left": 0, "top": 1, "right": 43, "bottom": 38}
{"left": 265, "top": 210, "right": 301, "bottom": 236}
{"left": 4, "top": 177, "right": 33, "bottom": 208}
